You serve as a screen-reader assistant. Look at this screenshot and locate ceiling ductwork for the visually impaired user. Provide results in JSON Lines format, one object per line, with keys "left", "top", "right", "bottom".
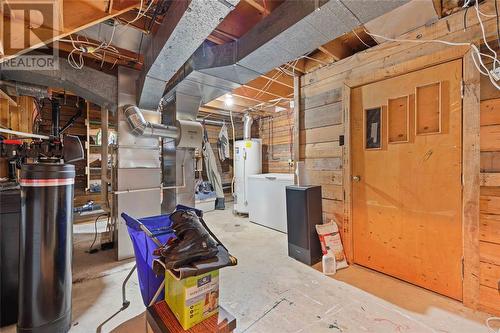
{"left": 0, "top": 80, "right": 49, "bottom": 99}
{"left": 162, "top": 0, "right": 409, "bottom": 118}
{"left": 0, "top": 56, "right": 117, "bottom": 110}
{"left": 137, "top": 0, "right": 239, "bottom": 110}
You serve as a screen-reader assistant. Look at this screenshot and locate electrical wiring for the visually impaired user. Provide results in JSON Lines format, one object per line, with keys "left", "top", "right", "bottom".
{"left": 473, "top": 0, "right": 498, "bottom": 69}
{"left": 495, "top": 0, "right": 500, "bottom": 49}
{"left": 63, "top": 0, "right": 154, "bottom": 70}
{"left": 87, "top": 213, "right": 109, "bottom": 253}
{"left": 364, "top": 17, "right": 500, "bottom": 91}
{"left": 352, "top": 29, "right": 371, "bottom": 48}
{"left": 121, "top": 0, "right": 154, "bottom": 27}
{"left": 62, "top": 29, "right": 123, "bottom": 70}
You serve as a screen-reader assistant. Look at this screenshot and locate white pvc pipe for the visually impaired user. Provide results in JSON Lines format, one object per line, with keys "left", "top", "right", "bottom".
{"left": 0, "top": 128, "right": 49, "bottom": 140}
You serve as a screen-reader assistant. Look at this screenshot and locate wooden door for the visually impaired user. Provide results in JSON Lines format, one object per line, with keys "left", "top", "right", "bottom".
{"left": 351, "top": 60, "right": 463, "bottom": 300}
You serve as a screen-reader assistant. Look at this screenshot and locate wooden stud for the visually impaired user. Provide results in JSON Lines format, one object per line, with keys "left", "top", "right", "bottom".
{"left": 0, "top": 89, "right": 17, "bottom": 107}
{"left": 293, "top": 75, "right": 301, "bottom": 172}
{"left": 244, "top": 0, "right": 269, "bottom": 15}
{"left": 462, "top": 49, "right": 481, "bottom": 309}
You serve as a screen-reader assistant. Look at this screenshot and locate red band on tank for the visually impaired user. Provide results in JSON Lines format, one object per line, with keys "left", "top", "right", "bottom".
{"left": 19, "top": 178, "right": 75, "bottom": 187}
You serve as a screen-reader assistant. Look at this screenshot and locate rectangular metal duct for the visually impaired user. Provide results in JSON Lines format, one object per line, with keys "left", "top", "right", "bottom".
{"left": 162, "top": 0, "right": 409, "bottom": 116}
{"left": 137, "top": 0, "right": 239, "bottom": 110}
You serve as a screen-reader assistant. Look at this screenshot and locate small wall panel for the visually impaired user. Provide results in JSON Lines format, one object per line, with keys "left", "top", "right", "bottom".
{"left": 416, "top": 82, "right": 441, "bottom": 135}
{"left": 388, "top": 96, "right": 409, "bottom": 143}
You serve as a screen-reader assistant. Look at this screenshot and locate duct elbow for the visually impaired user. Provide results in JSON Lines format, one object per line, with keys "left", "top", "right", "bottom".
{"left": 124, "top": 104, "right": 148, "bottom": 136}
{"left": 123, "top": 104, "right": 179, "bottom": 139}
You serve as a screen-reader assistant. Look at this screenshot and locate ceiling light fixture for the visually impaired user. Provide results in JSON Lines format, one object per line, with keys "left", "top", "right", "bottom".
{"left": 225, "top": 93, "right": 234, "bottom": 107}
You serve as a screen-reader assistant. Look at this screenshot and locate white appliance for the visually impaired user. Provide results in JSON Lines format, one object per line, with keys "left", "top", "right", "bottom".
{"left": 233, "top": 139, "right": 262, "bottom": 214}
{"left": 247, "top": 173, "right": 294, "bottom": 233}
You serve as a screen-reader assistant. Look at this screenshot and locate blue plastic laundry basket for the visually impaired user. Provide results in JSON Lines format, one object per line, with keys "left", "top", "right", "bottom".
{"left": 120, "top": 205, "right": 202, "bottom": 306}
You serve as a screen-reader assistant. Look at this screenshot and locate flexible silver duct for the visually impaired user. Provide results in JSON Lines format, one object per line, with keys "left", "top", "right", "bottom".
{"left": 243, "top": 113, "right": 253, "bottom": 140}
{"left": 123, "top": 104, "right": 179, "bottom": 139}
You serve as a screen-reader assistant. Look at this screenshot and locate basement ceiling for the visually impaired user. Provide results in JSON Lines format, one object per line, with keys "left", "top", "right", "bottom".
{"left": 0, "top": 0, "right": 444, "bottom": 118}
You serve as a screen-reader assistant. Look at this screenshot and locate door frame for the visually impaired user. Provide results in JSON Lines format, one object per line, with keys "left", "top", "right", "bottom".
{"left": 342, "top": 50, "right": 480, "bottom": 308}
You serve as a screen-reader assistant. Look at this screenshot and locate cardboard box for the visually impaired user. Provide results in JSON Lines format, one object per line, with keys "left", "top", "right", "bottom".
{"left": 165, "top": 269, "right": 219, "bottom": 330}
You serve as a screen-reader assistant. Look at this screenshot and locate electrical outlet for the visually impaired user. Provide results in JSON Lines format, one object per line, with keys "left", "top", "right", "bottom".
{"left": 490, "top": 67, "right": 500, "bottom": 81}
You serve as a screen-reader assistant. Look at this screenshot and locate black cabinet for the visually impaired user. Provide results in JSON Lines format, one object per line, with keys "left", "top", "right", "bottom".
{"left": 285, "top": 186, "right": 322, "bottom": 266}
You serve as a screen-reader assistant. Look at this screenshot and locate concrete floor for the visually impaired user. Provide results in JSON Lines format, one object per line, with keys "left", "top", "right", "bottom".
{"left": 3, "top": 206, "right": 495, "bottom": 333}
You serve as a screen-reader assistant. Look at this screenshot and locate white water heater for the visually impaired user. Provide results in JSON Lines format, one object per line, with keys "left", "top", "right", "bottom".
{"left": 234, "top": 138, "right": 262, "bottom": 214}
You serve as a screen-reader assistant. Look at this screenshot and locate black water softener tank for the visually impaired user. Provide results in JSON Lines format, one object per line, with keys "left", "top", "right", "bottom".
{"left": 18, "top": 163, "right": 75, "bottom": 333}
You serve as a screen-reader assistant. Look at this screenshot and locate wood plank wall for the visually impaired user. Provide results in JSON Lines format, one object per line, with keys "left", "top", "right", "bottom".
{"left": 259, "top": 111, "right": 294, "bottom": 174}
{"left": 298, "top": 82, "right": 345, "bottom": 229}
{"left": 297, "top": 0, "right": 499, "bottom": 314}
{"left": 0, "top": 96, "right": 35, "bottom": 178}
{"left": 478, "top": 74, "right": 500, "bottom": 315}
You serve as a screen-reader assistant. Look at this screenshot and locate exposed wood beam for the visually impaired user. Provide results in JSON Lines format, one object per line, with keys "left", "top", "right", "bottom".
{"left": 54, "top": 34, "right": 143, "bottom": 69}
{"left": 250, "top": 73, "right": 294, "bottom": 93}
{"left": 233, "top": 86, "right": 289, "bottom": 103}
{"left": 432, "top": 0, "right": 444, "bottom": 18}
{"left": 201, "top": 105, "right": 273, "bottom": 117}
{"left": 213, "top": 28, "right": 238, "bottom": 41}
{"left": 0, "top": 90, "right": 18, "bottom": 107}
{"left": 240, "top": 83, "right": 289, "bottom": 99}
{"left": 320, "top": 38, "right": 354, "bottom": 61}
{"left": 244, "top": 0, "right": 270, "bottom": 15}
{"left": 262, "top": 69, "right": 294, "bottom": 88}
{"left": 206, "top": 34, "right": 229, "bottom": 45}
{"left": 283, "top": 58, "right": 306, "bottom": 74}
{"left": 1, "top": 0, "right": 141, "bottom": 62}
{"left": 303, "top": 50, "right": 332, "bottom": 73}
{"left": 210, "top": 96, "right": 276, "bottom": 114}
{"left": 115, "top": 8, "right": 163, "bottom": 34}
{"left": 317, "top": 46, "right": 337, "bottom": 62}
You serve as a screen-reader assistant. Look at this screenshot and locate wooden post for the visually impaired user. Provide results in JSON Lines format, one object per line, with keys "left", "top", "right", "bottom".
{"left": 293, "top": 75, "right": 301, "bottom": 184}
{"left": 462, "top": 49, "right": 481, "bottom": 308}
{"left": 101, "top": 105, "right": 109, "bottom": 211}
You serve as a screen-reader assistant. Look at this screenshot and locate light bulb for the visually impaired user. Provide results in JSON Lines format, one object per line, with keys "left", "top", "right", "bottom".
{"left": 225, "top": 94, "right": 234, "bottom": 107}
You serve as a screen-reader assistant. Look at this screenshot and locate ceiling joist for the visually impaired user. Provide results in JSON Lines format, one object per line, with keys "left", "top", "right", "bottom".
{"left": 1, "top": 0, "right": 142, "bottom": 62}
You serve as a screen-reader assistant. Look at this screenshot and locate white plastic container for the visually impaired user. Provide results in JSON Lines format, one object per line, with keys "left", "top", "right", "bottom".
{"left": 322, "top": 254, "right": 337, "bottom": 276}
